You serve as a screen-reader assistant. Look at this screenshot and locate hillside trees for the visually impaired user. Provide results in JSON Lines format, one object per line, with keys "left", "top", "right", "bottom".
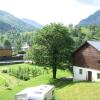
{"left": 20, "top": 32, "right": 34, "bottom": 45}
{"left": 69, "top": 25, "right": 100, "bottom": 49}
{"left": 3, "top": 39, "right": 11, "bottom": 48}
{"left": 70, "top": 26, "right": 88, "bottom": 49}
{"left": 0, "top": 31, "right": 34, "bottom": 53}
{"left": 25, "top": 23, "right": 74, "bottom": 79}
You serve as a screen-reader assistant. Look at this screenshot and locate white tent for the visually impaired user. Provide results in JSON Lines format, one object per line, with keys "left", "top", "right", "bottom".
{"left": 15, "top": 85, "right": 55, "bottom": 100}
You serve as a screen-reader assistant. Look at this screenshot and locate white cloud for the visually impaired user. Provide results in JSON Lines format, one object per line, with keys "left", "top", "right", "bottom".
{"left": 76, "top": 0, "right": 100, "bottom": 6}
{"left": 0, "top": 0, "right": 99, "bottom": 25}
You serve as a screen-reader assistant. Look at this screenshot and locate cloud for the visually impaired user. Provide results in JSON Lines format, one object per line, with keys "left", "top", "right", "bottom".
{"left": 77, "top": 0, "right": 100, "bottom": 6}
{"left": 0, "top": 0, "right": 99, "bottom": 25}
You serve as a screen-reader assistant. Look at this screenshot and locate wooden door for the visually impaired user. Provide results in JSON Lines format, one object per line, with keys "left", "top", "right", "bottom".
{"left": 88, "top": 71, "right": 92, "bottom": 81}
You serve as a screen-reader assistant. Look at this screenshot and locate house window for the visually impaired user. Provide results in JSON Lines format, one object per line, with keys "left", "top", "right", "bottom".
{"left": 97, "top": 73, "right": 100, "bottom": 79}
{"left": 79, "top": 69, "right": 82, "bottom": 74}
{"left": 98, "top": 60, "right": 100, "bottom": 64}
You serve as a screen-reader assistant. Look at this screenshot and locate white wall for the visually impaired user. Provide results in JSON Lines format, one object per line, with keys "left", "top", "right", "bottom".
{"left": 73, "top": 66, "right": 100, "bottom": 82}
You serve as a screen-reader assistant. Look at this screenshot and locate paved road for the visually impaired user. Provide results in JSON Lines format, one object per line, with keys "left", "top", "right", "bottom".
{"left": 0, "top": 60, "right": 32, "bottom": 64}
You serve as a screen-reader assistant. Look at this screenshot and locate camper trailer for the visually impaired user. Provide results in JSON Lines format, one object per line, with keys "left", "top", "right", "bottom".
{"left": 15, "top": 85, "right": 55, "bottom": 100}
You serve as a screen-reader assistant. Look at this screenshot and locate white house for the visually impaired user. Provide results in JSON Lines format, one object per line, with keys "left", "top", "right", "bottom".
{"left": 73, "top": 41, "right": 100, "bottom": 82}
{"left": 21, "top": 42, "right": 30, "bottom": 51}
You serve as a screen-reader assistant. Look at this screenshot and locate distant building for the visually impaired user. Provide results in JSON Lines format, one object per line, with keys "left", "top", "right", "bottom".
{"left": 0, "top": 46, "right": 12, "bottom": 59}
{"left": 21, "top": 42, "right": 30, "bottom": 51}
{"left": 73, "top": 41, "right": 100, "bottom": 82}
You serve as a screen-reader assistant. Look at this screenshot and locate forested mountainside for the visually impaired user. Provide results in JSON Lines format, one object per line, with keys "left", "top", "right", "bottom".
{"left": 0, "top": 10, "right": 37, "bottom": 34}
{"left": 79, "top": 10, "right": 100, "bottom": 26}
{"left": 21, "top": 18, "right": 43, "bottom": 29}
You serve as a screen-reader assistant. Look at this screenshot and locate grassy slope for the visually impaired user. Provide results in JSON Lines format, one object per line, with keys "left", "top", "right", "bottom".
{"left": 0, "top": 63, "right": 72, "bottom": 100}
{"left": 0, "top": 64, "right": 100, "bottom": 100}
{"left": 56, "top": 82, "right": 100, "bottom": 100}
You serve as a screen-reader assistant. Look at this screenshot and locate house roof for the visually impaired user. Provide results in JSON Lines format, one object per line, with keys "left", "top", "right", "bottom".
{"left": 0, "top": 47, "right": 11, "bottom": 49}
{"left": 87, "top": 41, "right": 100, "bottom": 52}
{"left": 0, "top": 44, "right": 12, "bottom": 49}
{"left": 73, "top": 40, "right": 100, "bottom": 55}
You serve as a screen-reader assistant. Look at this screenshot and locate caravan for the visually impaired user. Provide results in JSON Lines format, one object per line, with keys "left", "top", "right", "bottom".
{"left": 15, "top": 85, "right": 55, "bottom": 100}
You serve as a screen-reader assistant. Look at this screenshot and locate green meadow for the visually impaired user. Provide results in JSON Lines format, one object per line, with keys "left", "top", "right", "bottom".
{"left": 0, "top": 63, "right": 100, "bottom": 100}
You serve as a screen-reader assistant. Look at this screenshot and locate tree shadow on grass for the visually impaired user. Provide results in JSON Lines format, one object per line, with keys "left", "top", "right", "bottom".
{"left": 48, "top": 77, "right": 92, "bottom": 89}
{"left": 48, "top": 77, "right": 74, "bottom": 89}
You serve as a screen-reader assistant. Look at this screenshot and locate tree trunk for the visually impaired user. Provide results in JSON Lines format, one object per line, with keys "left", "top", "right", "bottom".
{"left": 52, "top": 48, "right": 57, "bottom": 79}
{"left": 52, "top": 64, "right": 57, "bottom": 79}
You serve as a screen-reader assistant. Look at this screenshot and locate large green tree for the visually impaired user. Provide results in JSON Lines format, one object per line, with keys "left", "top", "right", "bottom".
{"left": 26, "top": 23, "right": 74, "bottom": 79}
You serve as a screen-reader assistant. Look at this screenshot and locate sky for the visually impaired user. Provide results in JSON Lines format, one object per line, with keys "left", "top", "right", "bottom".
{"left": 0, "top": 0, "right": 99, "bottom": 25}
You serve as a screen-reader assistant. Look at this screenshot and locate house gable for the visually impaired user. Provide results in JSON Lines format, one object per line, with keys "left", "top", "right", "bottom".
{"left": 73, "top": 41, "right": 100, "bottom": 70}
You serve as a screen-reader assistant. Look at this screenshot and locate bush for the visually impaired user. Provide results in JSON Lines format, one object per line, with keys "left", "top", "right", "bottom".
{"left": 23, "top": 74, "right": 30, "bottom": 81}
{"left": 2, "top": 69, "right": 8, "bottom": 73}
{"left": 8, "top": 66, "right": 42, "bottom": 81}
{"left": 5, "top": 81, "right": 9, "bottom": 87}
{"left": 31, "top": 68, "right": 42, "bottom": 77}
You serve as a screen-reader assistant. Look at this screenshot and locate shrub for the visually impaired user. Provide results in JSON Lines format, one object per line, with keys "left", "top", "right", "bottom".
{"left": 23, "top": 74, "right": 30, "bottom": 81}
{"left": 31, "top": 68, "right": 42, "bottom": 77}
{"left": 7, "top": 66, "right": 42, "bottom": 81}
{"left": 5, "top": 81, "right": 9, "bottom": 87}
{"left": 2, "top": 69, "right": 8, "bottom": 73}
{"left": 44, "top": 67, "right": 49, "bottom": 74}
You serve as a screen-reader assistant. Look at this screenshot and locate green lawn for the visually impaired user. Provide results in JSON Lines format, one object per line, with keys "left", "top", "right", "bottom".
{"left": 0, "top": 63, "right": 100, "bottom": 100}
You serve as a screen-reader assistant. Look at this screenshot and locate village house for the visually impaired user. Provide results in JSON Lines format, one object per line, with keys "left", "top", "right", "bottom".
{"left": 17, "top": 42, "right": 30, "bottom": 57}
{"left": 21, "top": 42, "right": 30, "bottom": 51}
{"left": 0, "top": 46, "right": 12, "bottom": 60}
{"left": 73, "top": 41, "right": 100, "bottom": 81}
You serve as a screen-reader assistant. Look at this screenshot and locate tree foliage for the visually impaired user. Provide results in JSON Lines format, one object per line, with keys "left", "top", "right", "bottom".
{"left": 26, "top": 23, "right": 74, "bottom": 79}
{"left": 3, "top": 39, "right": 11, "bottom": 49}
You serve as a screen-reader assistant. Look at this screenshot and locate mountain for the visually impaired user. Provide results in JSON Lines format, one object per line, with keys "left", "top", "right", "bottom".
{"left": 0, "top": 10, "right": 37, "bottom": 34}
{"left": 79, "top": 10, "right": 100, "bottom": 26}
{"left": 21, "top": 18, "right": 43, "bottom": 29}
